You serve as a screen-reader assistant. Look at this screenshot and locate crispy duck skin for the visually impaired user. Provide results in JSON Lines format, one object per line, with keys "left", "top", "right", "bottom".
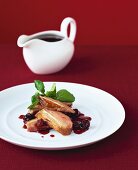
{"left": 36, "top": 108, "right": 73, "bottom": 135}
{"left": 62, "top": 102, "right": 72, "bottom": 107}
{"left": 39, "top": 96, "right": 75, "bottom": 113}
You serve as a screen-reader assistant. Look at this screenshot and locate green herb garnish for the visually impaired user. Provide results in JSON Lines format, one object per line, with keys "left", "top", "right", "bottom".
{"left": 28, "top": 92, "right": 40, "bottom": 109}
{"left": 28, "top": 80, "right": 75, "bottom": 109}
{"left": 34, "top": 80, "right": 45, "bottom": 94}
{"left": 56, "top": 89, "right": 75, "bottom": 102}
{"left": 46, "top": 83, "right": 56, "bottom": 98}
{"left": 28, "top": 101, "right": 38, "bottom": 109}
{"left": 31, "top": 92, "right": 40, "bottom": 103}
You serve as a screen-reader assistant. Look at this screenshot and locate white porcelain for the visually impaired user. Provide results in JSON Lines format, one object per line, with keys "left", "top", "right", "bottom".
{"left": 0, "top": 82, "right": 125, "bottom": 150}
{"left": 17, "top": 17, "right": 77, "bottom": 74}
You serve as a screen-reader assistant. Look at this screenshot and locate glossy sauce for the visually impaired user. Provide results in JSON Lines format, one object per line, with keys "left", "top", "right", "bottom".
{"left": 23, "top": 124, "right": 27, "bottom": 129}
{"left": 73, "top": 129, "right": 86, "bottom": 134}
{"left": 38, "top": 129, "right": 50, "bottom": 135}
{"left": 18, "top": 115, "right": 24, "bottom": 119}
{"left": 41, "top": 37, "right": 63, "bottom": 42}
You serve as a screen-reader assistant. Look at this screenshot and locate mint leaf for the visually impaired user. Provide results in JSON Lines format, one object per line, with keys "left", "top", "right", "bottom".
{"left": 28, "top": 101, "right": 39, "bottom": 109}
{"left": 34, "top": 80, "right": 45, "bottom": 94}
{"left": 56, "top": 89, "right": 75, "bottom": 102}
{"left": 46, "top": 83, "right": 56, "bottom": 98}
{"left": 31, "top": 92, "right": 39, "bottom": 104}
{"left": 51, "top": 83, "right": 56, "bottom": 92}
{"left": 28, "top": 92, "right": 40, "bottom": 109}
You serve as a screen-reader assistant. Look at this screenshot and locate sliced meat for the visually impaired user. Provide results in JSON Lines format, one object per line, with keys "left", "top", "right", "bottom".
{"left": 62, "top": 102, "right": 72, "bottom": 107}
{"left": 28, "top": 104, "right": 44, "bottom": 114}
{"left": 36, "top": 108, "right": 73, "bottom": 135}
{"left": 39, "top": 96, "right": 75, "bottom": 113}
{"left": 26, "top": 118, "right": 38, "bottom": 132}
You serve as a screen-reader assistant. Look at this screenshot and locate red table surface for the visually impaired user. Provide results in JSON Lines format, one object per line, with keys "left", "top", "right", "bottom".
{"left": 0, "top": 44, "right": 137, "bottom": 170}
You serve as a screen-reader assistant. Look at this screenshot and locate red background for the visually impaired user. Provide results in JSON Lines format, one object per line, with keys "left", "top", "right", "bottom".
{"left": 0, "top": 1, "right": 138, "bottom": 169}
{"left": 0, "top": 0, "right": 138, "bottom": 45}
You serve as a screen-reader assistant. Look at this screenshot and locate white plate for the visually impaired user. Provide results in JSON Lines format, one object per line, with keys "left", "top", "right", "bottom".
{"left": 0, "top": 82, "right": 125, "bottom": 150}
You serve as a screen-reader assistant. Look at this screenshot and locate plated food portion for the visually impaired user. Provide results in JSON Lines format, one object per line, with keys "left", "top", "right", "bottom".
{"left": 0, "top": 82, "right": 125, "bottom": 149}
{"left": 19, "top": 80, "right": 91, "bottom": 136}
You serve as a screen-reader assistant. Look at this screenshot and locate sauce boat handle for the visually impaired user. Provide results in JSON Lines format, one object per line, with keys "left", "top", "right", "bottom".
{"left": 60, "top": 17, "right": 77, "bottom": 42}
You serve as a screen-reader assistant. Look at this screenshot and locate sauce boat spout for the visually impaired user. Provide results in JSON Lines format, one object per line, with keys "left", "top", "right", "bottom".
{"left": 17, "top": 35, "right": 32, "bottom": 47}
